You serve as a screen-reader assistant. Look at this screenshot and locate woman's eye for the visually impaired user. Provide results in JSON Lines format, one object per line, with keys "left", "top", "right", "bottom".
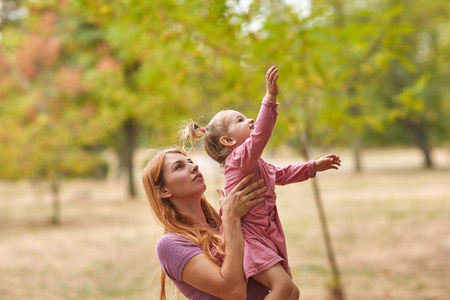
{"left": 175, "top": 164, "right": 182, "bottom": 170}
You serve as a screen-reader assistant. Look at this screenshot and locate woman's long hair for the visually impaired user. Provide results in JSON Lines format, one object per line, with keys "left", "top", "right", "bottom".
{"left": 142, "top": 148, "right": 224, "bottom": 300}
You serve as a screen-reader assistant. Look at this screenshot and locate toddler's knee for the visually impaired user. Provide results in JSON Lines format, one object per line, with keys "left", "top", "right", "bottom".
{"left": 277, "top": 280, "right": 299, "bottom": 300}
{"left": 290, "top": 284, "right": 300, "bottom": 300}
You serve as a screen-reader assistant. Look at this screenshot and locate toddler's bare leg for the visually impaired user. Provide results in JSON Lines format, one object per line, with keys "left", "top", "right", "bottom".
{"left": 252, "top": 263, "right": 300, "bottom": 300}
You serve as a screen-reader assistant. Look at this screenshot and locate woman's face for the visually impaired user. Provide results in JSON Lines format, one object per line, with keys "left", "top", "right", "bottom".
{"left": 160, "top": 153, "right": 206, "bottom": 200}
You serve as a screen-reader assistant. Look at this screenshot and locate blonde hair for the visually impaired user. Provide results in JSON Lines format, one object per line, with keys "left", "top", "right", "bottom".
{"left": 179, "top": 111, "right": 234, "bottom": 164}
{"left": 142, "top": 148, "right": 224, "bottom": 300}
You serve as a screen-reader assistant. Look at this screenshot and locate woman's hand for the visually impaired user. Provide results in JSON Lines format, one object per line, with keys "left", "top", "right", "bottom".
{"left": 218, "top": 174, "right": 266, "bottom": 220}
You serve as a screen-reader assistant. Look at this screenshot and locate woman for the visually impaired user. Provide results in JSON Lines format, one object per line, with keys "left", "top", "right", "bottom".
{"left": 142, "top": 148, "right": 270, "bottom": 300}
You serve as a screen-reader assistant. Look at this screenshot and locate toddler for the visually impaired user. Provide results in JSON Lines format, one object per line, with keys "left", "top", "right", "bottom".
{"left": 180, "top": 66, "right": 341, "bottom": 299}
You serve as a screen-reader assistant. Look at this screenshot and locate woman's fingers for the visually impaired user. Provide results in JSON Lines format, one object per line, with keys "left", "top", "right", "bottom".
{"left": 247, "top": 196, "right": 266, "bottom": 208}
{"left": 231, "top": 174, "right": 254, "bottom": 194}
{"left": 245, "top": 186, "right": 267, "bottom": 201}
{"left": 226, "top": 175, "right": 266, "bottom": 212}
{"left": 240, "top": 178, "right": 264, "bottom": 196}
{"left": 216, "top": 189, "right": 225, "bottom": 199}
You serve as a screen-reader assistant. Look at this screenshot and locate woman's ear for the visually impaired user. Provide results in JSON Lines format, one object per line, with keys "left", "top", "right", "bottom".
{"left": 219, "top": 136, "right": 237, "bottom": 147}
{"left": 156, "top": 186, "right": 172, "bottom": 199}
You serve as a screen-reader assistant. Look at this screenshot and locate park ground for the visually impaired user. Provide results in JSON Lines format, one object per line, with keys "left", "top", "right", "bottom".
{"left": 0, "top": 147, "right": 449, "bottom": 300}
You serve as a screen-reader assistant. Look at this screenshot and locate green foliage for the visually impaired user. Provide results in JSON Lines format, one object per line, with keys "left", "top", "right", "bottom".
{"left": 362, "top": 0, "right": 450, "bottom": 152}
{"left": 0, "top": 2, "right": 104, "bottom": 182}
{"left": 1, "top": 0, "right": 449, "bottom": 185}
{"left": 66, "top": 0, "right": 251, "bottom": 144}
{"left": 238, "top": 1, "right": 412, "bottom": 150}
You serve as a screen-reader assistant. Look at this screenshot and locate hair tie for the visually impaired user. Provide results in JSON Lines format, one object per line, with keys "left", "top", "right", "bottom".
{"left": 200, "top": 127, "right": 206, "bottom": 133}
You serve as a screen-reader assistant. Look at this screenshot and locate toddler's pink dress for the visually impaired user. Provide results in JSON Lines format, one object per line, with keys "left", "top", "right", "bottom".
{"left": 223, "top": 98, "right": 316, "bottom": 279}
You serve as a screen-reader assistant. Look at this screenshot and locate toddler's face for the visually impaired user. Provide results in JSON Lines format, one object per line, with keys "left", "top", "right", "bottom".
{"left": 222, "top": 110, "right": 255, "bottom": 146}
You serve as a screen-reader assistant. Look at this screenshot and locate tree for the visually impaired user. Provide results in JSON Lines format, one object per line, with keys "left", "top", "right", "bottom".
{"left": 365, "top": 0, "right": 450, "bottom": 168}
{"left": 68, "top": 0, "right": 251, "bottom": 197}
{"left": 0, "top": 2, "right": 104, "bottom": 224}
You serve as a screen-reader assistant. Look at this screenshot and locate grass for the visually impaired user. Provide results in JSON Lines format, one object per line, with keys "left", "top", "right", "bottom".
{"left": 0, "top": 147, "right": 449, "bottom": 300}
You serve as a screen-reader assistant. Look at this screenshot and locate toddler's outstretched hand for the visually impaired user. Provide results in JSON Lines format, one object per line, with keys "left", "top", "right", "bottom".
{"left": 265, "top": 66, "right": 278, "bottom": 102}
{"left": 314, "top": 154, "right": 341, "bottom": 172}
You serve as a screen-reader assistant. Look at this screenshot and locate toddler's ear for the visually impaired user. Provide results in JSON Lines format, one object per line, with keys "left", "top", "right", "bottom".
{"left": 219, "top": 136, "right": 237, "bottom": 147}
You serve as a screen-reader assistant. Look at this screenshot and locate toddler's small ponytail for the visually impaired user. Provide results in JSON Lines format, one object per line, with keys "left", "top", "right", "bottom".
{"left": 179, "top": 121, "right": 205, "bottom": 153}
{"left": 178, "top": 110, "right": 231, "bottom": 165}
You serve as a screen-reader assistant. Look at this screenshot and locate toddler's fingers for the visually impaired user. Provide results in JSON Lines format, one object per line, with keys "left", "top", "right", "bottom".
{"left": 273, "top": 73, "right": 279, "bottom": 82}
{"left": 267, "top": 66, "right": 277, "bottom": 77}
{"left": 268, "top": 70, "right": 278, "bottom": 84}
{"left": 266, "top": 66, "right": 276, "bottom": 78}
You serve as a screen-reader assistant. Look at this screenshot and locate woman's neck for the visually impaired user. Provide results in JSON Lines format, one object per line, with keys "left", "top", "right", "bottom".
{"left": 172, "top": 197, "right": 208, "bottom": 227}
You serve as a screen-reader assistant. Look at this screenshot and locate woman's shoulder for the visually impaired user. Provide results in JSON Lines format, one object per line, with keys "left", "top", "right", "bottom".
{"left": 157, "top": 233, "right": 202, "bottom": 259}
{"left": 158, "top": 233, "right": 193, "bottom": 248}
{"left": 158, "top": 232, "right": 188, "bottom": 244}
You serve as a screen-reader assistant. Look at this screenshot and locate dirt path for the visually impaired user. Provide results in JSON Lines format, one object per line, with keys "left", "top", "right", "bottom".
{"left": 0, "top": 147, "right": 449, "bottom": 299}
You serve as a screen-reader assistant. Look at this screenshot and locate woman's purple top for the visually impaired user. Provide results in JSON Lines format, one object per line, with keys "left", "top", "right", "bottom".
{"left": 156, "top": 233, "right": 269, "bottom": 300}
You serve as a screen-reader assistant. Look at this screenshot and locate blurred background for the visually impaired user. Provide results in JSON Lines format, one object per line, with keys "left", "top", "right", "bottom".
{"left": 0, "top": 0, "right": 449, "bottom": 299}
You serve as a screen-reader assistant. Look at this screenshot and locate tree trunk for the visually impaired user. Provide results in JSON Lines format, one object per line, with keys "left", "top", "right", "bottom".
{"left": 122, "top": 118, "right": 140, "bottom": 198}
{"left": 404, "top": 119, "right": 433, "bottom": 169}
{"left": 299, "top": 134, "right": 346, "bottom": 300}
{"left": 120, "top": 59, "right": 142, "bottom": 198}
{"left": 50, "top": 173, "right": 61, "bottom": 225}
{"left": 311, "top": 178, "right": 345, "bottom": 300}
{"left": 352, "top": 136, "right": 363, "bottom": 172}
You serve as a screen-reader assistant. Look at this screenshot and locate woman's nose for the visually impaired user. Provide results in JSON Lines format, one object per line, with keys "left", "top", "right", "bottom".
{"left": 191, "top": 164, "right": 199, "bottom": 173}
